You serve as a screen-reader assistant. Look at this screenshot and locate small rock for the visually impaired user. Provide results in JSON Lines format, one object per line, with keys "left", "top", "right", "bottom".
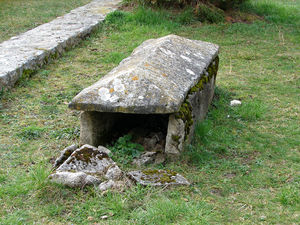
{"left": 101, "top": 215, "right": 108, "bottom": 220}
{"left": 98, "top": 180, "right": 125, "bottom": 192}
{"left": 224, "top": 172, "right": 236, "bottom": 179}
{"left": 128, "top": 169, "right": 190, "bottom": 186}
{"left": 105, "top": 164, "right": 122, "bottom": 180}
{"left": 49, "top": 171, "right": 100, "bottom": 188}
{"left": 230, "top": 100, "right": 242, "bottom": 106}
{"left": 56, "top": 144, "right": 113, "bottom": 174}
{"left": 132, "top": 151, "right": 157, "bottom": 166}
{"left": 50, "top": 144, "right": 124, "bottom": 189}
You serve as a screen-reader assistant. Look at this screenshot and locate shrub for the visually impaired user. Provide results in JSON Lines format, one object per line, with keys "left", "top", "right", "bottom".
{"left": 195, "top": 2, "right": 225, "bottom": 23}
{"left": 209, "top": 0, "right": 248, "bottom": 10}
{"left": 135, "top": 0, "right": 248, "bottom": 10}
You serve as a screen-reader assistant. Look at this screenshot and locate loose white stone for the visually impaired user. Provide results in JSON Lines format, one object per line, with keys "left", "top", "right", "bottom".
{"left": 230, "top": 100, "right": 242, "bottom": 106}
{"left": 49, "top": 171, "right": 100, "bottom": 188}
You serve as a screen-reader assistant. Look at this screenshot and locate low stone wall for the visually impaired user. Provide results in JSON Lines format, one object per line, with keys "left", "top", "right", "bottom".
{"left": 69, "top": 35, "right": 219, "bottom": 155}
{"left": 0, "top": 0, "right": 121, "bottom": 90}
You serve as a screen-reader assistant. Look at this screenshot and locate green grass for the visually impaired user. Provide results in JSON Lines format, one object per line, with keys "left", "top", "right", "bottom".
{"left": 240, "top": 0, "right": 300, "bottom": 25}
{"left": 0, "top": 0, "right": 91, "bottom": 42}
{"left": 0, "top": 0, "right": 300, "bottom": 224}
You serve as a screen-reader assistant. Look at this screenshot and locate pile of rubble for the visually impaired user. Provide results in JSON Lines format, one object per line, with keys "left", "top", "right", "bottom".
{"left": 49, "top": 144, "right": 190, "bottom": 191}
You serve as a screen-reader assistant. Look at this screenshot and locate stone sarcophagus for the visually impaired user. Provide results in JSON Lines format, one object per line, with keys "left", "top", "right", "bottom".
{"left": 69, "top": 35, "right": 219, "bottom": 156}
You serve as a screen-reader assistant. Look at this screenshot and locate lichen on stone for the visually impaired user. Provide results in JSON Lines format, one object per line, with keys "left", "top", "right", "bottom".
{"left": 142, "top": 169, "right": 177, "bottom": 184}
{"left": 70, "top": 146, "right": 108, "bottom": 164}
{"left": 174, "top": 56, "right": 219, "bottom": 140}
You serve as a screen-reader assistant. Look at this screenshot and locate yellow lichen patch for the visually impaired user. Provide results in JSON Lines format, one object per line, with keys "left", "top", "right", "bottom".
{"left": 142, "top": 169, "right": 177, "bottom": 184}
{"left": 132, "top": 76, "right": 139, "bottom": 81}
{"left": 109, "top": 88, "right": 114, "bottom": 93}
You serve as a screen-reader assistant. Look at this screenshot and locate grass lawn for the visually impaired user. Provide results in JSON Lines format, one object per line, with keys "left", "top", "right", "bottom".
{"left": 0, "top": 0, "right": 299, "bottom": 224}
{"left": 0, "top": 0, "right": 91, "bottom": 43}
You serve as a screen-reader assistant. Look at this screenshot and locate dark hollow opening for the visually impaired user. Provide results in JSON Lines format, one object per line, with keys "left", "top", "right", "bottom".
{"left": 108, "top": 113, "right": 169, "bottom": 152}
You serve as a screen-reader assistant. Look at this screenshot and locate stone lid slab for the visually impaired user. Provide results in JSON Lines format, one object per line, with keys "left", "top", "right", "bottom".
{"left": 69, "top": 35, "right": 219, "bottom": 114}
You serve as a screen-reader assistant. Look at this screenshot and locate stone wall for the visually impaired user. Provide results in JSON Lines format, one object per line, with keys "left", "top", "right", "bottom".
{"left": 0, "top": 0, "right": 121, "bottom": 90}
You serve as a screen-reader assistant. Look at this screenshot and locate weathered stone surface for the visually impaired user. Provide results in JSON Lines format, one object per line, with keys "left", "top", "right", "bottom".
{"left": 69, "top": 34, "right": 219, "bottom": 114}
{"left": 50, "top": 144, "right": 123, "bottom": 188}
{"left": 0, "top": 0, "right": 121, "bottom": 90}
{"left": 53, "top": 144, "right": 78, "bottom": 168}
{"left": 132, "top": 151, "right": 166, "bottom": 166}
{"left": 49, "top": 171, "right": 101, "bottom": 188}
{"left": 128, "top": 169, "right": 190, "bottom": 186}
{"left": 70, "top": 35, "right": 219, "bottom": 155}
{"left": 165, "top": 58, "right": 218, "bottom": 155}
{"left": 98, "top": 180, "right": 126, "bottom": 192}
{"left": 165, "top": 115, "right": 185, "bottom": 155}
{"left": 56, "top": 144, "right": 113, "bottom": 174}
{"left": 104, "top": 164, "right": 122, "bottom": 180}
{"left": 132, "top": 152, "right": 157, "bottom": 166}
{"left": 79, "top": 111, "right": 121, "bottom": 146}
{"left": 98, "top": 145, "right": 112, "bottom": 155}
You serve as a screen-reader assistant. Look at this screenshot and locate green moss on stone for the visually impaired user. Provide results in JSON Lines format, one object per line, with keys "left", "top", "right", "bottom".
{"left": 69, "top": 147, "right": 108, "bottom": 164}
{"left": 172, "top": 135, "right": 180, "bottom": 143}
{"left": 22, "top": 69, "right": 35, "bottom": 79}
{"left": 175, "top": 57, "right": 219, "bottom": 140}
{"left": 142, "top": 169, "right": 177, "bottom": 184}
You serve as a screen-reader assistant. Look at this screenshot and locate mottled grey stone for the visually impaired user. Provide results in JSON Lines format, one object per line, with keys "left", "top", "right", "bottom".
{"left": 56, "top": 144, "right": 113, "bottom": 174}
{"left": 0, "top": 0, "right": 121, "bottom": 90}
{"left": 165, "top": 115, "right": 185, "bottom": 155}
{"left": 105, "top": 164, "right": 122, "bottom": 180}
{"left": 70, "top": 35, "right": 219, "bottom": 155}
{"left": 69, "top": 35, "right": 219, "bottom": 114}
{"left": 132, "top": 151, "right": 157, "bottom": 166}
{"left": 127, "top": 169, "right": 190, "bottom": 186}
{"left": 165, "top": 73, "right": 217, "bottom": 155}
{"left": 98, "top": 145, "right": 112, "bottom": 155}
{"left": 53, "top": 144, "right": 78, "bottom": 168}
{"left": 49, "top": 171, "right": 100, "bottom": 188}
{"left": 98, "top": 180, "right": 126, "bottom": 192}
{"left": 50, "top": 144, "right": 123, "bottom": 188}
{"left": 79, "top": 111, "right": 121, "bottom": 146}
